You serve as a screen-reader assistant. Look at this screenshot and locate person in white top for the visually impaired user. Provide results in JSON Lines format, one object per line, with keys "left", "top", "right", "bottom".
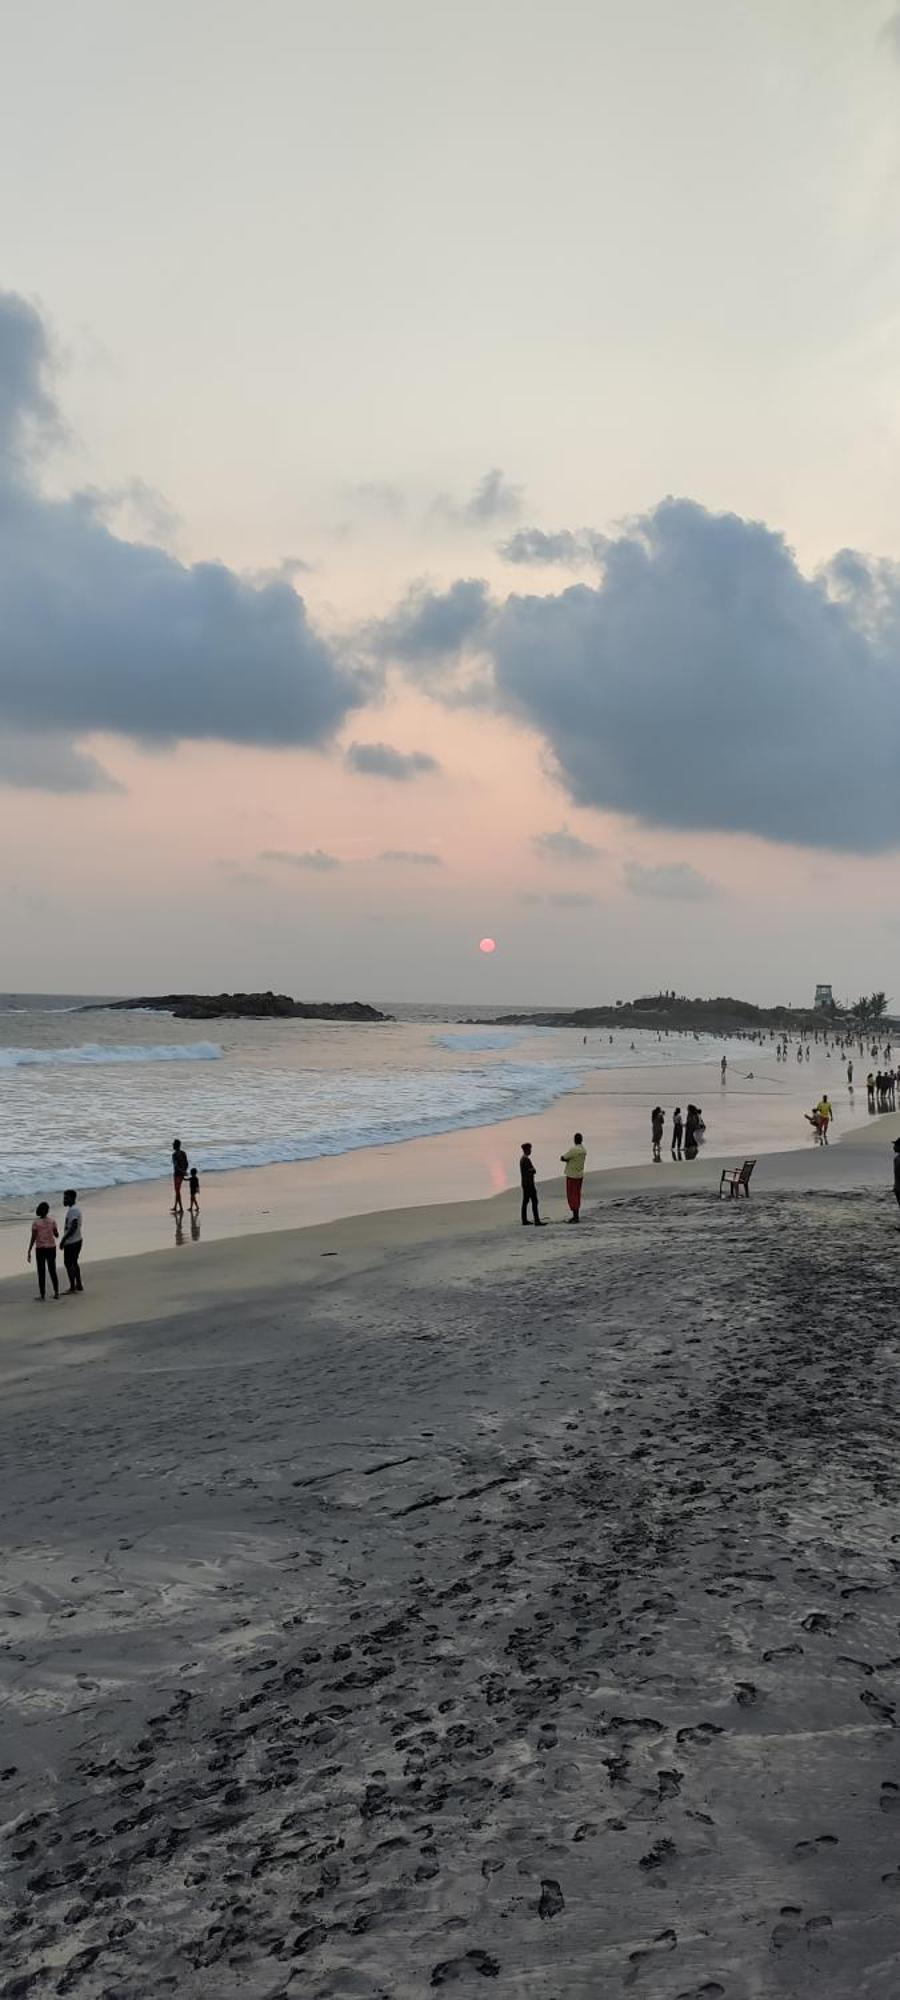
{"left": 61, "top": 1188, "right": 84, "bottom": 1293}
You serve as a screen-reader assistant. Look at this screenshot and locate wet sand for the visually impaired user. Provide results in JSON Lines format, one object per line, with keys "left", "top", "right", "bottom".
{"left": 0, "top": 1045, "right": 870, "bottom": 1279}
{"left": 3, "top": 1126, "right": 900, "bottom": 1997}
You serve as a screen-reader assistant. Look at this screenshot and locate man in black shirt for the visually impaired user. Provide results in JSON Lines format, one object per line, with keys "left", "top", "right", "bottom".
{"left": 519, "top": 1142, "right": 544, "bottom": 1226}
{"left": 171, "top": 1138, "right": 189, "bottom": 1217}
{"left": 893, "top": 1139, "right": 900, "bottom": 1221}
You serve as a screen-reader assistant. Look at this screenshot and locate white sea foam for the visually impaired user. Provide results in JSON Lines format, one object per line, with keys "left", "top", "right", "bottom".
{"left": 0, "top": 1041, "right": 222, "bottom": 1069}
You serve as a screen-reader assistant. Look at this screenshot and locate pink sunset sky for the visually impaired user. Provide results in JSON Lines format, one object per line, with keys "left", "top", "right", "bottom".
{"left": 3, "top": 0, "right": 900, "bottom": 1005}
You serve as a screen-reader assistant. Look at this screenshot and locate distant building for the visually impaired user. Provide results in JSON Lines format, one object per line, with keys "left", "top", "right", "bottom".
{"left": 814, "top": 983, "right": 834, "bottom": 1010}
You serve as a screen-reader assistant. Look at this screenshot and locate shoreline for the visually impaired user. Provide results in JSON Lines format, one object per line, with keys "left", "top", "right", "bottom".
{"left": 0, "top": 1047, "right": 870, "bottom": 1283}
{"left": 2, "top": 1110, "right": 897, "bottom": 1343}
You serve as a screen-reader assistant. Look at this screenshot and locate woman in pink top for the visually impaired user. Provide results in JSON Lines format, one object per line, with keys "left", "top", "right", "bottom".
{"left": 28, "top": 1202, "right": 59, "bottom": 1300}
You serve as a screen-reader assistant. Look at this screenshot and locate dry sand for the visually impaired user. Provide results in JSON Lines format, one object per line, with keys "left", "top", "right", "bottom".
{"left": 3, "top": 1126, "right": 900, "bottom": 1997}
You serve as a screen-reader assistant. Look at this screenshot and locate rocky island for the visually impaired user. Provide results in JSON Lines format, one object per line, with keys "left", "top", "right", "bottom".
{"left": 86, "top": 991, "right": 390, "bottom": 1022}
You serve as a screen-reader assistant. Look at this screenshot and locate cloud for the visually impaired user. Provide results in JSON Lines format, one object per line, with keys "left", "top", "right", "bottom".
{"left": 624, "top": 861, "right": 717, "bottom": 901}
{"left": 434, "top": 467, "right": 522, "bottom": 530}
{"left": 499, "top": 526, "right": 607, "bottom": 568}
{"left": 0, "top": 730, "right": 122, "bottom": 794}
{"left": 882, "top": 8, "right": 900, "bottom": 54}
{"left": 533, "top": 826, "right": 602, "bottom": 863}
{"left": 342, "top": 480, "right": 406, "bottom": 520}
{"left": 245, "top": 554, "right": 315, "bottom": 586}
{"left": 522, "top": 889, "right": 598, "bottom": 908}
{"left": 259, "top": 848, "right": 341, "bottom": 871}
{"left": 0, "top": 292, "right": 370, "bottom": 789}
{"left": 345, "top": 740, "right": 439, "bottom": 781}
{"left": 389, "top": 497, "right": 900, "bottom": 854}
{"left": 378, "top": 849, "right": 443, "bottom": 866}
{"left": 373, "top": 578, "right": 491, "bottom": 671}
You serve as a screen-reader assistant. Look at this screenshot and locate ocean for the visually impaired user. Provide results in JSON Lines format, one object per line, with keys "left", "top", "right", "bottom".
{"left": 0, "top": 995, "right": 757, "bottom": 1202}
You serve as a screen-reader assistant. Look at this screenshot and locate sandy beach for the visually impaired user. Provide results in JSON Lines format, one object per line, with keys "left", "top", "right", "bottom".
{"left": 0, "top": 1042, "right": 870, "bottom": 1280}
{"left": 3, "top": 1120, "right": 900, "bottom": 1997}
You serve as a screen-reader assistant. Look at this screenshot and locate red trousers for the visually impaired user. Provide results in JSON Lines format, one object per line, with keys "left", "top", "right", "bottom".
{"left": 566, "top": 1176, "right": 583, "bottom": 1215}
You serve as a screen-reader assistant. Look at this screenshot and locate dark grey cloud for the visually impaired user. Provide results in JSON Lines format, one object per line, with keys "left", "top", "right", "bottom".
{"left": 499, "top": 526, "right": 608, "bottom": 568}
{"left": 378, "top": 849, "right": 443, "bottom": 866}
{"left": 434, "top": 468, "right": 522, "bottom": 530}
{"left": 345, "top": 740, "right": 439, "bottom": 781}
{"left": 259, "top": 848, "right": 341, "bottom": 871}
{"left": 0, "top": 730, "right": 122, "bottom": 794}
{"left": 624, "top": 862, "right": 716, "bottom": 901}
{"left": 0, "top": 292, "right": 370, "bottom": 790}
{"left": 373, "top": 578, "right": 491, "bottom": 669}
{"left": 389, "top": 497, "right": 900, "bottom": 854}
{"left": 533, "top": 826, "right": 602, "bottom": 863}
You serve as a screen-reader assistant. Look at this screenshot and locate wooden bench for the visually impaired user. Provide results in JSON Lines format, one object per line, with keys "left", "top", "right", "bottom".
{"left": 719, "top": 1159, "right": 756, "bottom": 1199}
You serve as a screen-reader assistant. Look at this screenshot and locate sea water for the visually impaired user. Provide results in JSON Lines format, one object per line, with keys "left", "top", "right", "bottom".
{"left": 0, "top": 995, "right": 759, "bottom": 1201}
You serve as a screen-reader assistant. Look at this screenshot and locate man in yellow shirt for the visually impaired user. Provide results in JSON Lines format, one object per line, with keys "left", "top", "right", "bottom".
{"left": 561, "top": 1131, "right": 587, "bottom": 1222}
{"left": 817, "top": 1095, "right": 834, "bottom": 1144}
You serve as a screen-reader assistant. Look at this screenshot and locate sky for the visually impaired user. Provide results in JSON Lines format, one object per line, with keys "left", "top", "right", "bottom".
{"left": 3, "top": 0, "right": 900, "bottom": 1005}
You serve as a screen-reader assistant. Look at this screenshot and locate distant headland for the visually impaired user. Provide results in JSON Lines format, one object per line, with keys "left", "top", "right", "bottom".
{"left": 84, "top": 992, "right": 391, "bottom": 1023}
{"left": 476, "top": 990, "right": 892, "bottom": 1034}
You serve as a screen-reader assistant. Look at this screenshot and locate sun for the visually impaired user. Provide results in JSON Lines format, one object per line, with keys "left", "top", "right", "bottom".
{"left": 479, "top": 937, "right": 497, "bottom": 954}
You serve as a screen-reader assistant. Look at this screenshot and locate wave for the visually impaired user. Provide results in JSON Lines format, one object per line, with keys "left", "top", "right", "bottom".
{"left": 0, "top": 1041, "right": 222, "bottom": 1069}
{"left": 0, "top": 1057, "right": 589, "bottom": 1198}
{"left": 433, "top": 1030, "right": 523, "bottom": 1052}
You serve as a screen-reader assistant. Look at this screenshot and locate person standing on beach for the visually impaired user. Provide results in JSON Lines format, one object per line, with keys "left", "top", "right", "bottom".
{"left": 651, "top": 1107, "right": 664, "bottom": 1161}
{"left": 188, "top": 1166, "right": 200, "bottom": 1216}
{"left": 893, "top": 1139, "right": 900, "bottom": 1224}
{"left": 519, "top": 1142, "right": 543, "bottom": 1226}
{"left": 60, "top": 1189, "right": 84, "bottom": 1293}
{"left": 28, "top": 1202, "right": 59, "bottom": 1300}
{"left": 671, "top": 1106, "right": 683, "bottom": 1159}
{"left": 867, "top": 1072, "right": 876, "bottom": 1112}
{"left": 847, "top": 1059, "right": 854, "bottom": 1088}
{"left": 171, "top": 1138, "right": 189, "bottom": 1216}
{"left": 817, "top": 1093, "right": 834, "bottom": 1143}
{"left": 561, "top": 1132, "right": 586, "bottom": 1222}
{"left": 721, "top": 1055, "right": 727, "bottom": 1082}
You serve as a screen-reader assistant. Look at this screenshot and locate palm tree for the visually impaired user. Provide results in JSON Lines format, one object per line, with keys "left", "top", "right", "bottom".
{"left": 869, "top": 990, "right": 888, "bottom": 1022}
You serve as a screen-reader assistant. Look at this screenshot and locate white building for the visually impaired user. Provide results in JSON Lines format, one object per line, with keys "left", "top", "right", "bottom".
{"left": 814, "top": 983, "right": 833, "bottom": 1010}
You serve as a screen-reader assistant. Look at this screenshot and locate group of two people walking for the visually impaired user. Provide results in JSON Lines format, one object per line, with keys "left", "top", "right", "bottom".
{"left": 520, "top": 1132, "right": 586, "bottom": 1227}
{"left": 27, "top": 1191, "right": 84, "bottom": 1300}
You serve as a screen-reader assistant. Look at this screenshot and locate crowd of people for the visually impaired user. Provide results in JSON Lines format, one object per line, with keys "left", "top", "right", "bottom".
{"left": 867, "top": 1069, "right": 899, "bottom": 1112}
